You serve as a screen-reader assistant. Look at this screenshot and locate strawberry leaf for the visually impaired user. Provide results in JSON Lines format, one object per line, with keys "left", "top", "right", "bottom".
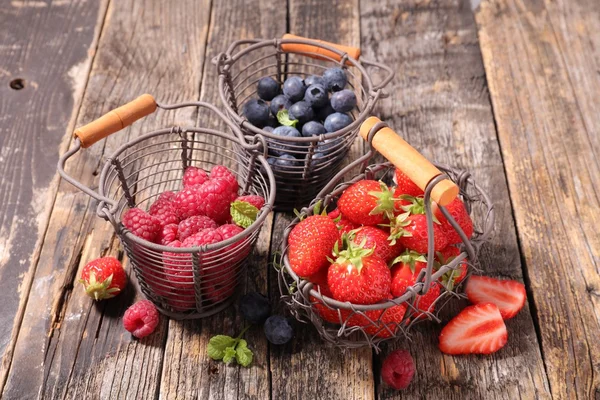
{"left": 277, "top": 110, "right": 299, "bottom": 127}
{"left": 231, "top": 200, "right": 259, "bottom": 229}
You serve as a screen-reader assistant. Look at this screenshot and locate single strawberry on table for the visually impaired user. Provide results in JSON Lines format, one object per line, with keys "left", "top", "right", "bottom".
{"left": 337, "top": 180, "right": 396, "bottom": 226}
{"left": 438, "top": 303, "right": 508, "bottom": 355}
{"left": 288, "top": 215, "right": 339, "bottom": 278}
{"left": 433, "top": 197, "right": 473, "bottom": 244}
{"left": 465, "top": 275, "right": 526, "bottom": 319}
{"left": 80, "top": 257, "right": 127, "bottom": 300}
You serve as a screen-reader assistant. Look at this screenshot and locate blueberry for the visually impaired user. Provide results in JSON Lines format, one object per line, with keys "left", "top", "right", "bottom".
{"left": 310, "top": 152, "right": 329, "bottom": 168}
{"left": 271, "top": 126, "right": 303, "bottom": 156}
{"left": 330, "top": 89, "right": 357, "bottom": 113}
{"left": 318, "top": 137, "right": 343, "bottom": 154}
{"left": 274, "top": 154, "right": 299, "bottom": 168}
{"left": 283, "top": 76, "right": 306, "bottom": 102}
{"left": 265, "top": 115, "right": 278, "bottom": 128}
{"left": 301, "top": 121, "right": 327, "bottom": 137}
{"left": 288, "top": 101, "right": 314, "bottom": 125}
{"left": 256, "top": 77, "right": 280, "bottom": 101}
{"left": 239, "top": 292, "right": 271, "bottom": 324}
{"left": 304, "top": 75, "right": 325, "bottom": 87}
{"left": 323, "top": 67, "right": 347, "bottom": 92}
{"left": 303, "top": 84, "right": 328, "bottom": 108}
{"left": 270, "top": 95, "right": 292, "bottom": 116}
{"left": 324, "top": 112, "right": 353, "bottom": 132}
{"left": 263, "top": 126, "right": 274, "bottom": 133}
{"left": 264, "top": 315, "right": 294, "bottom": 345}
{"left": 242, "top": 99, "right": 270, "bottom": 127}
{"left": 315, "top": 102, "right": 335, "bottom": 122}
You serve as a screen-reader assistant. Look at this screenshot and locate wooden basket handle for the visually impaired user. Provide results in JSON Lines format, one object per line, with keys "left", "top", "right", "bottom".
{"left": 360, "top": 117, "right": 459, "bottom": 206}
{"left": 281, "top": 34, "right": 361, "bottom": 63}
{"left": 74, "top": 94, "right": 157, "bottom": 148}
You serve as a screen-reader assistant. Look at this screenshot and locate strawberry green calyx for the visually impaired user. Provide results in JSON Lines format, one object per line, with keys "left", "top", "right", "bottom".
{"left": 333, "top": 237, "right": 374, "bottom": 273}
{"left": 398, "top": 195, "right": 441, "bottom": 223}
{"left": 392, "top": 250, "right": 427, "bottom": 273}
{"left": 81, "top": 272, "right": 121, "bottom": 300}
{"left": 385, "top": 212, "right": 412, "bottom": 244}
{"left": 368, "top": 182, "right": 397, "bottom": 220}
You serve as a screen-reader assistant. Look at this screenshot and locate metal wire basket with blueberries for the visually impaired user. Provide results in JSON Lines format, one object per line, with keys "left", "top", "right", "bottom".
{"left": 215, "top": 34, "right": 394, "bottom": 210}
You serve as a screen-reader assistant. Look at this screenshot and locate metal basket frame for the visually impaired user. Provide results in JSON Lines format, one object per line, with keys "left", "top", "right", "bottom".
{"left": 215, "top": 37, "right": 395, "bottom": 209}
{"left": 58, "top": 101, "right": 276, "bottom": 319}
{"left": 278, "top": 122, "right": 495, "bottom": 351}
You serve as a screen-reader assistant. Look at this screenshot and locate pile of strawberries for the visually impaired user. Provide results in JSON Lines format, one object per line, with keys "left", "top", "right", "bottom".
{"left": 288, "top": 168, "right": 526, "bottom": 354}
{"left": 120, "top": 165, "right": 265, "bottom": 312}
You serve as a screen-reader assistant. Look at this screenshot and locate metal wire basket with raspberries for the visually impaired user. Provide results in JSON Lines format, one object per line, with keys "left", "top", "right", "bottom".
{"left": 215, "top": 34, "right": 395, "bottom": 210}
{"left": 277, "top": 117, "right": 495, "bottom": 350}
{"left": 58, "top": 96, "right": 276, "bottom": 319}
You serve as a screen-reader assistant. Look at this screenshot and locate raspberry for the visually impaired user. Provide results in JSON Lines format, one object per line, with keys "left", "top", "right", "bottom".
{"left": 122, "top": 208, "right": 161, "bottom": 242}
{"left": 123, "top": 300, "right": 160, "bottom": 338}
{"left": 381, "top": 349, "right": 415, "bottom": 390}
{"left": 182, "top": 228, "right": 223, "bottom": 248}
{"left": 216, "top": 223, "right": 244, "bottom": 239}
{"left": 157, "top": 191, "right": 176, "bottom": 202}
{"left": 163, "top": 240, "right": 194, "bottom": 290}
{"left": 216, "top": 224, "right": 249, "bottom": 263}
{"left": 183, "top": 166, "right": 209, "bottom": 188}
{"left": 149, "top": 197, "right": 179, "bottom": 227}
{"left": 178, "top": 215, "right": 218, "bottom": 242}
{"left": 158, "top": 223, "right": 179, "bottom": 245}
{"left": 199, "top": 178, "right": 233, "bottom": 224}
{"left": 172, "top": 185, "right": 204, "bottom": 219}
{"left": 235, "top": 195, "right": 265, "bottom": 209}
{"left": 210, "top": 166, "right": 238, "bottom": 198}
{"left": 166, "top": 288, "right": 197, "bottom": 312}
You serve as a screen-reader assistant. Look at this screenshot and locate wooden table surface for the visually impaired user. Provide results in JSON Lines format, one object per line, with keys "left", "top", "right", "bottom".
{"left": 1, "top": 0, "right": 599, "bottom": 398}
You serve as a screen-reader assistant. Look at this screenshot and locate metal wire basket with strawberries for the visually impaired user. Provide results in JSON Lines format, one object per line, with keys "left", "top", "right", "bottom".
{"left": 58, "top": 96, "right": 276, "bottom": 319}
{"left": 215, "top": 34, "right": 394, "bottom": 210}
{"left": 277, "top": 117, "right": 495, "bottom": 350}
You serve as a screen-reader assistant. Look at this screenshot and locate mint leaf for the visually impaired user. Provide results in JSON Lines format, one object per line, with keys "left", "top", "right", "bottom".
{"left": 277, "top": 110, "right": 298, "bottom": 127}
{"left": 223, "top": 346, "right": 237, "bottom": 364}
{"left": 235, "top": 339, "right": 254, "bottom": 367}
{"left": 230, "top": 200, "right": 259, "bottom": 229}
{"left": 207, "top": 335, "right": 236, "bottom": 360}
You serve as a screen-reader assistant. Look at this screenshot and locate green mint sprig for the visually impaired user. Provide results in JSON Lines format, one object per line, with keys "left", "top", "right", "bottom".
{"left": 277, "top": 110, "right": 299, "bottom": 127}
{"left": 207, "top": 326, "right": 253, "bottom": 367}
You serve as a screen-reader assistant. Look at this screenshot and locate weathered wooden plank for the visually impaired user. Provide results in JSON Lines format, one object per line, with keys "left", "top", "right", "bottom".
{"left": 360, "top": 0, "right": 551, "bottom": 398}
{"left": 0, "top": 0, "right": 108, "bottom": 392}
{"left": 476, "top": 0, "right": 600, "bottom": 398}
{"left": 2, "top": 0, "right": 211, "bottom": 398}
{"left": 158, "top": 1, "right": 286, "bottom": 399}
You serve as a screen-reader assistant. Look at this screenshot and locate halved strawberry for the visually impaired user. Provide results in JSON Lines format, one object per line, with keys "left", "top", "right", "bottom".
{"left": 438, "top": 303, "right": 508, "bottom": 355}
{"left": 465, "top": 275, "right": 526, "bottom": 319}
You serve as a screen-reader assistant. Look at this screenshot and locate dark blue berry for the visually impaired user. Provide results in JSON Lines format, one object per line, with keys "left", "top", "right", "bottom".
{"left": 310, "top": 152, "right": 329, "bottom": 168}
{"left": 303, "top": 84, "right": 328, "bottom": 108}
{"left": 304, "top": 75, "right": 325, "bottom": 87}
{"left": 270, "top": 95, "right": 292, "bottom": 116}
{"left": 242, "top": 99, "right": 270, "bottom": 127}
{"left": 264, "top": 315, "right": 294, "bottom": 345}
{"left": 315, "top": 102, "right": 335, "bottom": 122}
{"left": 263, "top": 126, "right": 274, "bottom": 133}
{"left": 239, "top": 292, "right": 271, "bottom": 324}
{"left": 257, "top": 77, "right": 280, "bottom": 101}
{"left": 323, "top": 67, "right": 347, "bottom": 92}
{"left": 301, "top": 121, "right": 327, "bottom": 137}
{"left": 318, "top": 137, "right": 343, "bottom": 155}
{"left": 283, "top": 77, "right": 306, "bottom": 102}
{"left": 330, "top": 89, "right": 357, "bottom": 113}
{"left": 288, "top": 101, "right": 314, "bottom": 125}
{"left": 324, "top": 112, "right": 353, "bottom": 132}
{"left": 270, "top": 126, "right": 303, "bottom": 156}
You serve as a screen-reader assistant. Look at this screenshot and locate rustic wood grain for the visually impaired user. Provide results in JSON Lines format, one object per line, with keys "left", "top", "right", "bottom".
{"left": 0, "top": 0, "right": 108, "bottom": 392}
{"left": 476, "top": 0, "right": 600, "bottom": 398}
{"left": 1, "top": 0, "right": 211, "bottom": 398}
{"left": 360, "top": 0, "right": 551, "bottom": 398}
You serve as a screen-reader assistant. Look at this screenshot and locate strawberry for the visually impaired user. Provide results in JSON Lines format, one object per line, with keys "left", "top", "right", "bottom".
{"left": 328, "top": 208, "right": 359, "bottom": 238}
{"left": 438, "top": 303, "right": 508, "bottom": 355}
{"left": 288, "top": 215, "right": 339, "bottom": 277}
{"left": 348, "top": 302, "right": 407, "bottom": 338}
{"left": 80, "top": 257, "right": 127, "bottom": 300}
{"left": 434, "top": 198, "right": 473, "bottom": 244}
{"left": 182, "top": 166, "right": 209, "bottom": 188}
{"left": 394, "top": 169, "right": 423, "bottom": 197}
{"left": 337, "top": 180, "right": 396, "bottom": 226}
{"left": 311, "top": 284, "right": 351, "bottom": 324}
{"left": 390, "top": 251, "right": 427, "bottom": 297}
{"left": 350, "top": 226, "right": 403, "bottom": 263}
{"left": 306, "top": 266, "right": 329, "bottom": 286}
{"left": 393, "top": 213, "right": 448, "bottom": 254}
{"left": 436, "top": 246, "right": 468, "bottom": 289}
{"left": 327, "top": 242, "right": 391, "bottom": 305}
{"left": 465, "top": 276, "right": 526, "bottom": 319}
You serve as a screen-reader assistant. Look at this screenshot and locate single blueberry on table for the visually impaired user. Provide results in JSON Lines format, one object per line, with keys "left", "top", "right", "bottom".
{"left": 264, "top": 315, "right": 294, "bottom": 345}
{"left": 314, "top": 101, "right": 335, "bottom": 122}
{"left": 242, "top": 99, "right": 270, "bottom": 127}
{"left": 304, "top": 75, "right": 325, "bottom": 87}
{"left": 257, "top": 76, "right": 280, "bottom": 101}
{"left": 301, "top": 121, "right": 327, "bottom": 137}
{"left": 330, "top": 89, "right": 357, "bottom": 113}
{"left": 283, "top": 76, "right": 307, "bottom": 102}
{"left": 270, "top": 95, "right": 292, "bottom": 116}
{"left": 324, "top": 112, "right": 353, "bottom": 132}
{"left": 239, "top": 292, "right": 271, "bottom": 324}
{"left": 322, "top": 67, "right": 348, "bottom": 92}
{"left": 288, "top": 101, "right": 314, "bottom": 125}
{"left": 303, "top": 84, "right": 328, "bottom": 108}
{"left": 270, "top": 126, "right": 303, "bottom": 156}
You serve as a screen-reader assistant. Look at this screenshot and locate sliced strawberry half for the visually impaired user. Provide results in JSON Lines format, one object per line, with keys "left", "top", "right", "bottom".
{"left": 438, "top": 303, "right": 508, "bottom": 355}
{"left": 465, "top": 275, "right": 526, "bottom": 319}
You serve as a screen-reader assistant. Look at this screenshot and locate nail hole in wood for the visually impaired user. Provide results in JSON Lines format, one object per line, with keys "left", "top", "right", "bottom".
{"left": 9, "top": 78, "right": 25, "bottom": 90}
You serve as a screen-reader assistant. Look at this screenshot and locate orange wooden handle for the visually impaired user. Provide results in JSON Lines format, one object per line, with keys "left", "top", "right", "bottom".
{"left": 74, "top": 94, "right": 157, "bottom": 148}
{"left": 360, "top": 117, "right": 459, "bottom": 206}
{"left": 281, "top": 34, "right": 360, "bottom": 63}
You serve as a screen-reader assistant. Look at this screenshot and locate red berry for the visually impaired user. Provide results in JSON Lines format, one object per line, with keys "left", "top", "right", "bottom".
{"left": 182, "top": 228, "right": 223, "bottom": 248}
{"left": 162, "top": 240, "right": 194, "bottom": 291}
{"left": 80, "top": 257, "right": 127, "bottom": 300}
{"left": 172, "top": 186, "right": 205, "bottom": 220}
{"left": 148, "top": 196, "right": 179, "bottom": 227}
{"left": 288, "top": 215, "right": 339, "bottom": 277}
{"left": 337, "top": 180, "right": 396, "bottom": 226}
{"left": 311, "top": 285, "right": 351, "bottom": 324}
{"left": 436, "top": 246, "right": 468, "bottom": 287}
{"left": 210, "top": 165, "right": 238, "bottom": 199}
{"left": 352, "top": 226, "right": 403, "bottom": 263}
{"left": 178, "top": 215, "right": 218, "bottom": 242}
{"left": 465, "top": 275, "right": 526, "bottom": 319}
{"left": 397, "top": 214, "right": 448, "bottom": 254}
{"left": 158, "top": 223, "right": 179, "bottom": 245}
{"left": 122, "top": 208, "right": 162, "bottom": 242}
{"left": 166, "top": 288, "right": 197, "bottom": 312}
{"left": 235, "top": 195, "right": 265, "bottom": 209}
{"left": 157, "top": 191, "right": 176, "bottom": 202}
{"left": 199, "top": 178, "right": 233, "bottom": 224}
{"left": 328, "top": 208, "right": 359, "bottom": 239}
{"left": 216, "top": 224, "right": 249, "bottom": 264}
{"left": 347, "top": 301, "right": 407, "bottom": 338}
{"left": 183, "top": 166, "right": 208, "bottom": 187}
{"left": 394, "top": 169, "right": 423, "bottom": 197}
{"left": 381, "top": 349, "right": 415, "bottom": 390}
{"left": 123, "top": 300, "right": 160, "bottom": 338}
{"left": 434, "top": 198, "right": 474, "bottom": 244}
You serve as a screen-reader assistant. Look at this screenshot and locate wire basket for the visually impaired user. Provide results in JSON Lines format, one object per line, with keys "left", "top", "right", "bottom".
{"left": 277, "top": 118, "right": 495, "bottom": 351}
{"left": 58, "top": 96, "right": 276, "bottom": 319}
{"left": 215, "top": 34, "right": 394, "bottom": 210}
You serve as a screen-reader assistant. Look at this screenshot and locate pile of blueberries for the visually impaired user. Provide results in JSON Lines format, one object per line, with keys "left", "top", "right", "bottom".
{"left": 242, "top": 67, "right": 357, "bottom": 171}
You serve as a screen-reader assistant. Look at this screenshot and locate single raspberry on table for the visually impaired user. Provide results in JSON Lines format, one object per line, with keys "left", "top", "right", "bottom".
{"left": 183, "top": 166, "right": 209, "bottom": 188}
{"left": 149, "top": 196, "right": 179, "bottom": 227}
{"left": 235, "top": 195, "right": 265, "bottom": 209}
{"left": 381, "top": 349, "right": 415, "bottom": 390}
{"left": 172, "top": 185, "right": 205, "bottom": 220}
{"left": 122, "top": 208, "right": 162, "bottom": 242}
{"left": 158, "top": 223, "right": 179, "bottom": 245}
{"left": 123, "top": 300, "right": 160, "bottom": 338}
{"left": 178, "top": 215, "right": 218, "bottom": 242}
{"left": 199, "top": 178, "right": 234, "bottom": 224}
{"left": 80, "top": 257, "right": 127, "bottom": 300}
{"left": 210, "top": 165, "right": 239, "bottom": 199}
